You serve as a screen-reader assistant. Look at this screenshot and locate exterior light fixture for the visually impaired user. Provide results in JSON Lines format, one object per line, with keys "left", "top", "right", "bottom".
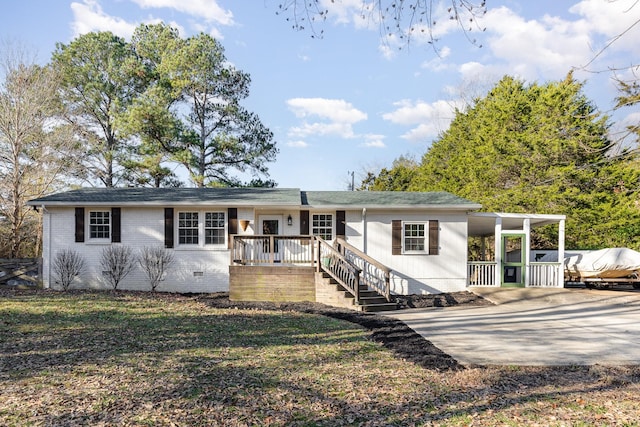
{"left": 287, "top": 214, "right": 293, "bottom": 226}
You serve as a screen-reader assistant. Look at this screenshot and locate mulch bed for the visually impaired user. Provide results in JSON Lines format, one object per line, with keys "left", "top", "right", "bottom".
{"left": 196, "top": 290, "right": 493, "bottom": 372}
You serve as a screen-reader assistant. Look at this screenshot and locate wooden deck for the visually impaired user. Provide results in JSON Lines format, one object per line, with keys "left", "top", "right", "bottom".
{"left": 229, "top": 235, "right": 397, "bottom": 311}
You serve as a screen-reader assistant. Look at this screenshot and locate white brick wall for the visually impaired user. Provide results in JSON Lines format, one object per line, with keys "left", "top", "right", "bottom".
{"left": 41, "top": 205, "right": 471, "bottom": 295}
{"left": 43, "top": 206, "right": 231, "bottom": 293}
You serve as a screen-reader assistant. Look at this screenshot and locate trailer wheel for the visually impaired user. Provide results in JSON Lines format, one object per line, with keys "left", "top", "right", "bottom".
{"left": 633, "top": 283, "right": 640, "bottom": 290}
{"left": 585, "top": 283, "right": 595, "bottom": 289}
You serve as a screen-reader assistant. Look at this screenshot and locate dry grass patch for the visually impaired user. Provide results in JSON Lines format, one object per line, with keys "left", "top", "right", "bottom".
{"left": 1, "top": 290, "right": 640, "bottom": 426}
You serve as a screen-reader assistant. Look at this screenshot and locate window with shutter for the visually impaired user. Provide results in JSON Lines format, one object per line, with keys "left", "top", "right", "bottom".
{"left": 336, "top": 210, "right": 346, "bottom": 239}
{"left": 164, "top": 208, "right": 174, "bottom": 248}
{"left": 392, "top": 220, "right": 439, "bottom": 255}
{"left": 111, "top": 207, "right": 121, "bottom": 243}
{"left": 75, "top": 207, "right": 85, "bottom": 243}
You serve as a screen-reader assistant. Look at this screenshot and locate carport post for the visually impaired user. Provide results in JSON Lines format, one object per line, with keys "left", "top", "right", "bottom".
{"left": 557, "top": 219, "right": 565, "bottom": 287}
{"left": 524, "top": 218, "right": 530, "bottom": 287}
{"left": 494, "top": 217, "right": 502, "bottom": 286}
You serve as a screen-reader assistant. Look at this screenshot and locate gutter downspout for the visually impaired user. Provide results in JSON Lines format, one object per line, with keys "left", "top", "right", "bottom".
{"left": 41, "top": 205, "right": 50, "bottom": 289}
{"left": 362, "top": 208, "right": 367, "bottom": 253}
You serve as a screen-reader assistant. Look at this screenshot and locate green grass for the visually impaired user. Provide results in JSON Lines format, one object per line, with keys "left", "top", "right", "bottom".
{"left": 1, "top": 290, "right": 640, "bottom": 426}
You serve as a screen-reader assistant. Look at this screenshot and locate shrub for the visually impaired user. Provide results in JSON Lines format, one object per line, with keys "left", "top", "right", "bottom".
{"left": 52, "top": 249, "right": 86, "bottom": 290}
{"left": 138, "top": 246, "right": 174, "bottom": 292}
{"left": 100, "top": 245, "right": 136, "bottom": 290}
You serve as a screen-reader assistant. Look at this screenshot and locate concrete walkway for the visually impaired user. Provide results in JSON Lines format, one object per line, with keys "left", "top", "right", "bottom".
{"left": 383, "top": 287, "right": 640, "bottom": 366}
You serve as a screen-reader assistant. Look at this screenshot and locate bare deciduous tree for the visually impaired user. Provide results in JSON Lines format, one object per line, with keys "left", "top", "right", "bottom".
{"left": 276, "top": 0, "right": 487, "bottom": 51}
{"left": 100, "top": 245, "right": 136, "bottom": 290}
{"left": 0, "top": 41, "right": 78, "bottom": 257}
{"left": 52, "top": 249, "right": 86, "bottom": 290}
{"left": 138, "top": 246, "right": 174, "bottom": 292}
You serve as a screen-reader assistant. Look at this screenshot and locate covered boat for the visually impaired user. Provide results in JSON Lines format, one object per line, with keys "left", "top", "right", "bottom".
{"left": 564, "top": 247, "right": 640, "bottom": 280}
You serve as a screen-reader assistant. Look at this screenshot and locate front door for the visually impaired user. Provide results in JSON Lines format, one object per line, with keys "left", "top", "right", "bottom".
{"left": 502, "top": 234, "right": 525, "bottom": 287}
{"left": 259, "top": 215, "right": 282, "bottom": 262}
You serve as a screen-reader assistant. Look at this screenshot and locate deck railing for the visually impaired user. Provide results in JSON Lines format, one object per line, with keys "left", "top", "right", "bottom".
{"left": 230, "top": 235, "right": 315, "bottom": 265}
{"left": 316, "top": 237, "right": 362, "bottom": 302}
{"left": 334, "top": 238, "right": 392, "bottom": 301}
{"left": 467, "top": 261, "right": 563, "bottom": 287}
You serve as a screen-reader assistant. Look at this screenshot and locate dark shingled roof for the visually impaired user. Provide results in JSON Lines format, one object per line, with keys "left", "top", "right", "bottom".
{"left": 28, "top": 187, "right": 303, "bottom": 207}
{"left": 28, "top": 188, "right": 481, "bottom": 210}
{"left": 302, "top": 191, "right": 480, "bottom": 209}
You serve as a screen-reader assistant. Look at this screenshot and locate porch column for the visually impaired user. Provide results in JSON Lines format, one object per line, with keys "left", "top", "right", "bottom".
{"left": 494, "top": 217, "right": 502, "bottom": 287}
{"left": 557, "top": 219, "right": 566, "bottom": 287}
{"left": 523, "top": 218, "right": 531, "bottom": 287}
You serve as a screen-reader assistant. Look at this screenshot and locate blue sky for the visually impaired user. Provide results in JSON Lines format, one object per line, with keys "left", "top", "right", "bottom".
{"left": 3, "top": 0, "right": 640, "bottom": 190}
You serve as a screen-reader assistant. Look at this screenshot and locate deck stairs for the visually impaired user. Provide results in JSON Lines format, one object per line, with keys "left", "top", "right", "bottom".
{"left": 315, "top": 272, "right": 399, "bottom": 312}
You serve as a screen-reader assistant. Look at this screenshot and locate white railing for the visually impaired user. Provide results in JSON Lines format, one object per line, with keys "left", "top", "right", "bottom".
{"left": 231, "top": 235, "right": 314, "bottom": 265}
{"left": 468, "top": 261, "right": 497, "bottom": 286}
{"left": 334, "top": 238, "right": 392, "bottom": 302}
{"left": 467, "top": 261, "right": 563, "bottom": 287}
{"left": 529, "top": 262, "right": 562, "bottom": 287}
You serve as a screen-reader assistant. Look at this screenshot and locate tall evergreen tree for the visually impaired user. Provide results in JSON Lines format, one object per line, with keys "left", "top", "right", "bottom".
{"left": 52, "top": 32, "right": 145, "bottom": 187}
{"left": 407, "top": 74, "right": 640, "bottom": 249}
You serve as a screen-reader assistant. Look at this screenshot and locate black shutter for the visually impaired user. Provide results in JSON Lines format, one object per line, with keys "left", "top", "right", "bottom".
{"left": 429, "top": 220, "right": 439, "bottom": 255}
{"left": 391, "top": 220, "right": 402, "bottom": 255}
{"left": 75, "top": 207, "right": 85, "bottom": 243}
{"left": 164, "top": 208, "right": 174, "bottom": 248}
{"left": 227, "top": 208, "right": 238, "bottom": 249}
{"left": 300, "top": 210, "right": 309, "bottom": 235}
{"left": 336, "top": 210, "right": 346, "bottom": 239}
{"left": 111, "top": 207, "right": 121, "bottom": 243}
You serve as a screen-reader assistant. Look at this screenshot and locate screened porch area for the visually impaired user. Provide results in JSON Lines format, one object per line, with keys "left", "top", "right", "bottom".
{"left": 466, "top": 213, "right": 566, "bottom": 288}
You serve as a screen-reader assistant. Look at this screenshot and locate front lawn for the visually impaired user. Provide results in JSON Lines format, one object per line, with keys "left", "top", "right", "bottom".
{"left": 1, "top": 290, "right": 639, "bottom": 426}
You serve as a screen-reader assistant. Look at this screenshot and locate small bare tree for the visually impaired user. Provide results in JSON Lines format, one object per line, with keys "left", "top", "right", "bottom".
{"left": 138, "top": 246, "right": 174, "bottom": 292}
{"left": 52, "top": 249, "right": 86, "bottom": 290}
{"left": 100, "top": 245, "right": 136, "bottom": 290}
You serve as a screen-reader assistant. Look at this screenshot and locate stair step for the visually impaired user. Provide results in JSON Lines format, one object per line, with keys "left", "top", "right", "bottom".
{"left": 358, "top": 302, "right": 400, "bottom": 312}
{"left": 358, "top": 295, "right": 388, "bottom": 303}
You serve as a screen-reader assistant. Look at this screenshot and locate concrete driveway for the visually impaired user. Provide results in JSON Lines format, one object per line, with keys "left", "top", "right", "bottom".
{"left": 383, "top": 287, "right": 640, "bottom": 366}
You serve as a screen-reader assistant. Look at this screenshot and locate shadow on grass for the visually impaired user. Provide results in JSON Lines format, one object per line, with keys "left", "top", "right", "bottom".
{"left": 3, "top": 289, "right": 640, "bottom": 426}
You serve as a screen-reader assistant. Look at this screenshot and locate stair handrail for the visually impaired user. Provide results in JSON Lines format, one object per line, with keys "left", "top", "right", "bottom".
{"left": 315, "top": 236, "right": 362, "bottom": 303}
{"left": 334, "top": 238, "right": 392, "bottom": 302}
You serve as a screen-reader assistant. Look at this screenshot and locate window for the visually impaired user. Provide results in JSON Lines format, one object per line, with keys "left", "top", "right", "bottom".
{"left": 205, "top": 212, "right": 225, "bottom": 245}
{"left": 178, "top": 212, "right": 199, "bottom": 245}
{"left": 403, "top": 222, "right": 426, "bottom": 253}
{"left": 312, "top": 214, "right": 333, "bottom": 240}
{"left": 176, "top": 211, "right": 226, "bottom": 247}
{"left": 89, "top": 211, "right": 110, "bottom": 239}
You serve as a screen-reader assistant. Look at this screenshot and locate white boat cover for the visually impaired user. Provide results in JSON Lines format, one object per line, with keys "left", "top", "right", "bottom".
{"left": 564, "top": 248, "right": 640, "bottom": 279}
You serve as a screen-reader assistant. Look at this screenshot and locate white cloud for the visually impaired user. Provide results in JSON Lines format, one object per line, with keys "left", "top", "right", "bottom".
{"left": 130, "top": 0, "right": 234, "bottom": 25}
{"left": 287, "top": 98, "right": 367, "bottom": 123}
{"left": 481, "top": 6, "right": 592, "bottom": 80}
{"left": 360, "top": 134, "right": 386, "bottom": 148}
{"left": 286, "top": 140, "right": 310, "bottom": 148}
{"left": 71, "top": 0, "right": 138, "bottom": 38}
{"left": 383, "top": 99, "right": 461, "bottom": 142}
{"left": 420, "top": 46, "right": 452, "bottom": 72}
{"left": 319, "top": 0, "right": 375, "bottom": 28}
{"left": 288, "top": 122, "right": 356, "bottom": 139}
{"left": 286, "top": 97, "right": 368, "bottom": 140}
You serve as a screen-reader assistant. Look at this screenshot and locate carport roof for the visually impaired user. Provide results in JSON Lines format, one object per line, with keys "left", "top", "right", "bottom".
{"left": 468, "top": 212, "right": 566, "bottom": 237}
